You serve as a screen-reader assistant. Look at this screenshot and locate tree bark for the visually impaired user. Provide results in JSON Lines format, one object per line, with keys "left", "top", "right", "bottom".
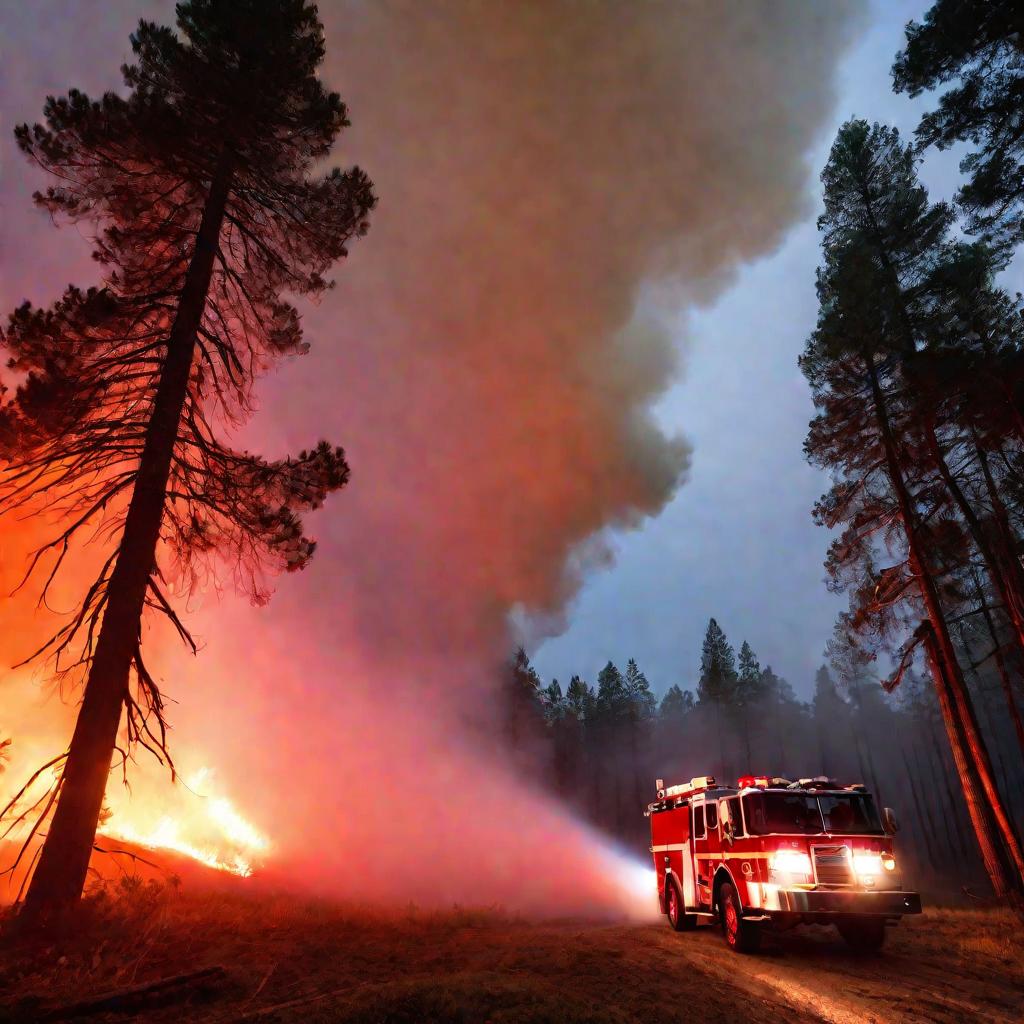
{"left": 21, "top": 153, "right": 233, "bottom": 926}
{"left": 899, "top": 743, "right": 939, "bottom": 875}
{"left": 864, "top": 353, "right": 1024, "bottom": 908}
{"left": 923, "top": 421, "right": 1024, "bottom": 674}
{"left": 970, "top": 566, "right": 1024, "bottom": 763}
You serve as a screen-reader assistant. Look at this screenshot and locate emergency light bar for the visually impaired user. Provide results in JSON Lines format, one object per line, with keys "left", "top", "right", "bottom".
{"left": 736, "top": 775, "right": 790, "bottom": 789}
{"left": 734, "top": 775, "right": 868, "bottom": 791}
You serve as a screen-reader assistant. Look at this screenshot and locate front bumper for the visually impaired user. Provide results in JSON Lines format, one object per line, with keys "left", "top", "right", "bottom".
{"left": 762, "top": 887, "right": 921, "bottom": 917}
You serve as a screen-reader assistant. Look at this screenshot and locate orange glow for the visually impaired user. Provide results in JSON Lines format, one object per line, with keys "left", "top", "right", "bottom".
{"left": 98, "top": 767, "right": 269, "bottom": 878}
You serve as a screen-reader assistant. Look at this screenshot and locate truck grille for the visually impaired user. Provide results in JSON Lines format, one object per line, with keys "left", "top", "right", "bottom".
{"left": 813, "top": 845, "right": 854, "bottom": 886}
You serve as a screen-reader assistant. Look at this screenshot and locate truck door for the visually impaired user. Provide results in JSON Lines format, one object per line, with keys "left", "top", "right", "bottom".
{"left": 678, "top": 805, "right": 696, "bottom": 907}
{"left": 692, "top": 797, "right": 713, "bottom": 908}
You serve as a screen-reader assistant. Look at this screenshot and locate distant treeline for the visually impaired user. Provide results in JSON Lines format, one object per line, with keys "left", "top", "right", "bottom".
{"left": 504, "top": 615, "right": 1024, "bottom": 892}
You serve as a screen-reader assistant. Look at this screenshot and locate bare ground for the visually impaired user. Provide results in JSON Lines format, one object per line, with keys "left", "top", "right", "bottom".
{"left": 0, "top": 881, "right": 1021, "bottom": 1024}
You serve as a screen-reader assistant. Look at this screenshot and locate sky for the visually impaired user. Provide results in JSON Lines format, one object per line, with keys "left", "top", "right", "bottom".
{"left": 534, "top": 0, "right": 978, "bottom": 699}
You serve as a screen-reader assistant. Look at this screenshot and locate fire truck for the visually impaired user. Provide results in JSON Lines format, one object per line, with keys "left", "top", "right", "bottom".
{"left": 647, "top": 774, "right": 922, "bottom": 952}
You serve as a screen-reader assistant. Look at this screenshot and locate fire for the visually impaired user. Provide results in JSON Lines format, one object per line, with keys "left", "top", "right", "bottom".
{"left": 99, "top": 767, "right": 269, "bottom": 878}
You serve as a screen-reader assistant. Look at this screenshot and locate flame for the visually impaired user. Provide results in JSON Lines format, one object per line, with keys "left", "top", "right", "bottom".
{"left": 99, "top": 767, "right": 269, "bottom": 877}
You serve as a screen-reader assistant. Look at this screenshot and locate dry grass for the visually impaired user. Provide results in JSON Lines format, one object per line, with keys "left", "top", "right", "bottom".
{"left": 920, "top": 907, "right": 1023, "bottom": 984}
{"left": 0, "top": 879, "right": 791, "bottom": 1024}
{"left": 2, "top": 882, "right": 1023, "bottom": 1023}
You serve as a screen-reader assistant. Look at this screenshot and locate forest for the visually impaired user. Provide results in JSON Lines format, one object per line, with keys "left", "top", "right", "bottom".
{"left": 511, "top": 0, "right": 1024, "bottom": 908}
{"left": 506, "top": 617, "right": 1024, "bottom": 894}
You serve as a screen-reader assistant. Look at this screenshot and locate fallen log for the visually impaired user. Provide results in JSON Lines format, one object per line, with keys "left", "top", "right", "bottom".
{"left": 39, "top": 965, "right": 228, "bottom": 1021}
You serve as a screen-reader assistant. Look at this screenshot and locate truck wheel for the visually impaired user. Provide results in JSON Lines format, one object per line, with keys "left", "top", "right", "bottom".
{"left": 837, "top": 917, "right": 886, "bottom": 952}
{"left": 665, "top": 880, "right": 696, "bottom": 931}
{"left": 719, "top": 882, "right": 760, "bottom": 953}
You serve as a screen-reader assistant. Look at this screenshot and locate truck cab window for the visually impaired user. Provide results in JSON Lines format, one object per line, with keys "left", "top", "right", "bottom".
{"left": 705, "top": 801, "right": 718, "bottom": 830}
{"left": 693, "top": 805, "right": 706, "bottom": 840}
{"left": 722, "top": 797, "right": 742, "bottom": 837}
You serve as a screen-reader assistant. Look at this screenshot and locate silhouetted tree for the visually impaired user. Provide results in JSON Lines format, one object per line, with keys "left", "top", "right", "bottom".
{"left": 1, "top": 0, "right": 375, "bottom": 924}
{"left": 541, "top": 679, "right": 565, "bottom": 722}
{"left": 733, "top": 640, "right": 764, "bottom": 766}
{"left": 697, "top": 619, "right": 736, "bottom": 704}
{"left": 624, "top": 658, "right": 656, "bottom": 719}
{"left": 658, "top": 685, "right": 694, "bottom": 724}
{"left": 893, "top": 0, "right": 1024, "bottom": 256}
{"left": 802, "top": 118, "right": 1024, "bottom": 907}
{"left": 565, "top": 675, "right": 596, "bottom": 721}
{"left": 812, "top": 665, "right": 846, "bottom": 778}
{"left": 504, "top": 648, "right": 545, "bottom": 744}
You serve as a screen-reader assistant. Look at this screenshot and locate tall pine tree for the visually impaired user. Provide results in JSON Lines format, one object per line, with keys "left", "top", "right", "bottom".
{"left": 697, "top": 618, "right": 736, "bottom": 704}
{"left": 802, "top": 119, "right": 1024, "bottom": 908}
{"left": 1, "top": 0, "right": 375, "bottom": 924}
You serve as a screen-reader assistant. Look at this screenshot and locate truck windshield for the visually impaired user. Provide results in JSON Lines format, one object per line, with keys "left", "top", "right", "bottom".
{"left": 817, "top": 794, "right": 883, "bottom": 834}
{"left": 743, "top": 793, "right": 823, "bottom": 834}
{"left": 743, "top": 791, "right": 884, "bottom": 835}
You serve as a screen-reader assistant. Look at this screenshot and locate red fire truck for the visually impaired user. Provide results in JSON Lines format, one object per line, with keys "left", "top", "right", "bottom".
{"left": 648, "top": 774, "right": 921, "bottom": 952}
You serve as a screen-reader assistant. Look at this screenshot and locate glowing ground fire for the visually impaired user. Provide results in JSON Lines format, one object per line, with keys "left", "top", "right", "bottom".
{"left": 99, "top": 768, "right": 269, "bottom": 878}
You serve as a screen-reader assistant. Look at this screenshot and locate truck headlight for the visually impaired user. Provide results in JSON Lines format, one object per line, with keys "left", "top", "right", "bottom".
{"left": 769, "top": 849, "right": 812, "bottom": 882}
{"left": 852, "top": 852, "right": 893, "bottom": 885}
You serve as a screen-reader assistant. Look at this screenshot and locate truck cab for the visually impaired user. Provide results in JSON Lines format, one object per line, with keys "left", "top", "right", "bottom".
{"left": 648, "top": 774, "right": 922, "bottom": 952}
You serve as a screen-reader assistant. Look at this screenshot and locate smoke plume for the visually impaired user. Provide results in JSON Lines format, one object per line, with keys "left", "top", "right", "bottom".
{"left": 2, "top": 1, "right": 862, "bottom": 912}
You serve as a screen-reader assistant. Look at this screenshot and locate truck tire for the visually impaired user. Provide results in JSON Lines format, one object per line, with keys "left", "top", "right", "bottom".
{"left": 837, "top": 917, "right": 886, "bottom": 952}
{"left": 665, "top": 879, "right": 697, "bottom": 931}
{"left": 719, "top": 882, "right": 761, "bottom": 953}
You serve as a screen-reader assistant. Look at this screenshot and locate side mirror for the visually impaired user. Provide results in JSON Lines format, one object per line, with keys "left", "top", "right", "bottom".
{"left": 882, "top": 807, "right": 899, "bottom": 835}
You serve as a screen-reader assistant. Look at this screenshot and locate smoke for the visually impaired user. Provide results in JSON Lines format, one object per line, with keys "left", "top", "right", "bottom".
{"left": 1, "top": 1, "right": 862, "bottom": 913}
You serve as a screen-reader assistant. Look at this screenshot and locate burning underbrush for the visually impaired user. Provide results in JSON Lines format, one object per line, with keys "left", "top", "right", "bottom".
{"left": 97, "top": 768, "right": 270, "bottom": 879}
{"left": 1, "top": 760, "right": 270, "bottom": 904}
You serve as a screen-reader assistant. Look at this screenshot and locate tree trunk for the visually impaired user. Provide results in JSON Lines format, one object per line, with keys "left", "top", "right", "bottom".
{"left": 21, "top": 154, "right": 233, "bottom": 926}
{"left": 899, "top": 743, "right": 939, "bottom": 875}
{"left": 923, "top": 421, "right": 1024, "bottom": 669}
{"left": 857, "top": 188, "right": 1024, "bottom": 901}
{"left": 971, "top": 566, "right": 1024, "bottom": 763}
{"left": 927, "top": 721, "right": 972, "bottom": 864}
{"left": 864, "top": 354, "right": 1024, "bottom": 908}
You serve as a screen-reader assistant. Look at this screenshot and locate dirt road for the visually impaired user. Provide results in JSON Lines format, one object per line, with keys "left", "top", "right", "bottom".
{"left": 645, "top": 910, "right": 1023, "bottom": 1024}
{"left": 2, "top": 887, "right": 1021, "bottom": 1023}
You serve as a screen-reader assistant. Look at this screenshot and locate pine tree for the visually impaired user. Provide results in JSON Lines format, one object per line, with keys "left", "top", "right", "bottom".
{"left": 506, "top": 648, "right": 543, "bottom": 726}
{"left": 565, "top": 675, "right": 595, "bottom": 721}
{"left": 658, "top": 684, "right": 694, "bottom": 723}
{"left": 733, "top": 640, "right": 763, "bottom": 769}
{"left": 2, "top": 0, "right": 375, "bottom": 924}
{"left": 542, "top": 679, "right": 565, "bottom": 723}
{"left": 892, "top": 0, "right": 1024, "bottom": 256}
{"left": 737, "top": 641, "right": 762, "bottom": 695}
{"left": 802, "top": 119, "right": 1024, "bottom": 908}
{"left": 697, "top": 618, "right": 736, "bottom": 704}
{"left": 596, "top": 661, "right": 628, "bottom": 717}
{"left": 623, "top": 658, "right": 656, "bottom": 719}
{"left": 812, "top": 665, "right": 846, "bottom": 778}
